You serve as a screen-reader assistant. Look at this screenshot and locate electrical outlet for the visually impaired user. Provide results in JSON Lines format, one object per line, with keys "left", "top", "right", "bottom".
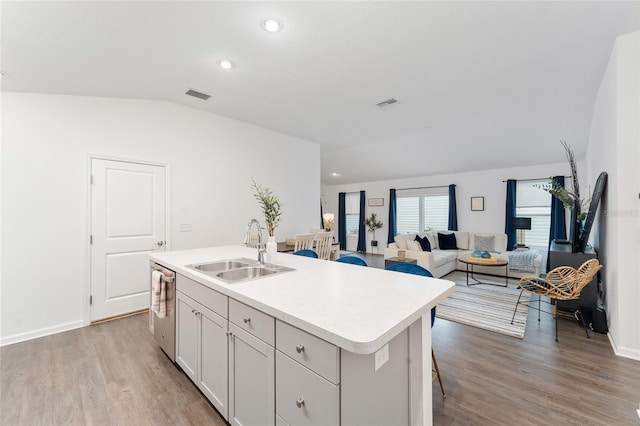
{"left": 374, "top": 344, "right": 389, "bottom": 371}
{"left": 179, "top": 223, "right": 192, "bottom": 232}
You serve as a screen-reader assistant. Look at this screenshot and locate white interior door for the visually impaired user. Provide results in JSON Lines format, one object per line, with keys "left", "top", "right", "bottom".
{"left": 90, "top": 158, "right": 166, "bottom": 321}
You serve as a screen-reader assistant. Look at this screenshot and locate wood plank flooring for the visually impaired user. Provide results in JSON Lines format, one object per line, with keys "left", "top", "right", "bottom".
{"left": 2, "top": 293, "right": 639, "bottom": 425}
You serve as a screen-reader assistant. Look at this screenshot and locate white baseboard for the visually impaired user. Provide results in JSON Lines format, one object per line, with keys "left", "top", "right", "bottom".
{"left": 0, "top": 320, "right": 85, "bottom": 347}
{"left": 607, "top": 332, "right": 640, "bottom": 361}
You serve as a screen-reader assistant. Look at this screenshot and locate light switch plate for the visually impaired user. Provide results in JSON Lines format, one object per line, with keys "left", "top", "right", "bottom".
{"left": 374, "top": 343, "right": 389, "bottom": 371}
{"left": 179, "top": 223, "right": 192, "bottom": 232}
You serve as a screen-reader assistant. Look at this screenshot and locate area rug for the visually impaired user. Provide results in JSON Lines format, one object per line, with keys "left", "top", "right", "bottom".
{"left": 436, "top": 271, "right": 531, "bottom": 338}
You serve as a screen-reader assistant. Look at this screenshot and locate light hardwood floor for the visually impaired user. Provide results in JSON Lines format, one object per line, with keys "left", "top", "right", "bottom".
{"left": 2, "top": 301, "right": 639, "bottom": 425}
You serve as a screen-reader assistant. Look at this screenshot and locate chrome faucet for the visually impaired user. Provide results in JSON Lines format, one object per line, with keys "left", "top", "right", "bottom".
{"left": 244, "top": 218, "right": 265, "bottom": 264}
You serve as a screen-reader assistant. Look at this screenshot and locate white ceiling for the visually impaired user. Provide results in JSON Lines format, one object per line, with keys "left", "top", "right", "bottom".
{"left": 2, "top": 1, "right": 639, "bottom": 185}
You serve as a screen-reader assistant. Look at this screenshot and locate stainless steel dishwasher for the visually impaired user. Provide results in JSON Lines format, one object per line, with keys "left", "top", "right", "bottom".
{"left": 150, "top": 261, "right": 176, "bottom": 362}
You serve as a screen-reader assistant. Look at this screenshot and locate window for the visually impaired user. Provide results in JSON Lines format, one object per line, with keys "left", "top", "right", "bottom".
{"left": 397, "top": 188, "right": 449, "bottom": 234}
{"left": 516, "top": 180, "right": 552, "bottom": 248}
{"left": 345, "top": 193, "right": 360, "bottom": 235}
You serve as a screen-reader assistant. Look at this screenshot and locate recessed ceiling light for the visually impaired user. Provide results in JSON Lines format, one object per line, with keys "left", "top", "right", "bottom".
{"left": 331, "top": 172, "right": 340, "bottom": 177}
{"left": 262, "top": 18, "right": 283, "bottom": 33}
{"left": 217, "top": 59, "right": 235, "bottom": 70}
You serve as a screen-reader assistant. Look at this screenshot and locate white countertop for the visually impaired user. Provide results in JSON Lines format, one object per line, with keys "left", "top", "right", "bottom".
{"left": 151, "top": 245, "right": 455, "bottom": 354}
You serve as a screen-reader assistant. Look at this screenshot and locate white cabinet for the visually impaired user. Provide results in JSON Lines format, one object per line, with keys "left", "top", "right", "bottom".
{"left": 228, "top": 301, "right": 275, "bottom": 426}
{"left": 275, "top": 351, "right": 339, "bottom": 426}
{"left": 198, "top": 302, "right": 228, "bottom": 417}
{"left": 176, "top": 291, "right": 198, "bottom": 382}
{"left": 275, "top": 320, "right": 340, "bottom": 426}
{"left": 175, "top": 274, "right": 229, "bottom": 420}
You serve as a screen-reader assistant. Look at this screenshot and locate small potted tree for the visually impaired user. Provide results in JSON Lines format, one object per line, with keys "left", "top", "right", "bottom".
{"left": 365, "top": 212, "right": 383, "bottom": 248}
{"left": 250, "top": 178, "right": 282, "bottom": 259}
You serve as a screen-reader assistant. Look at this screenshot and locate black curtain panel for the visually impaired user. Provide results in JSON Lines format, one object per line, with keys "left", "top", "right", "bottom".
{"left": 547, "top": 176, "right": 567, "bottom": 271}
{"left": 357, "top": 191, "right": 366, "bottom": 252}
{"left": 448, "top": 184, "right": 458, "bottom": 231}
{"left": 505, "top": 179, "right": 517, "bottom": 251}
{"left": 387, "top": 188, "right": 397, "bottom": 244}
{"left": 338, "top": 192, "right": 346, "bottom": 250}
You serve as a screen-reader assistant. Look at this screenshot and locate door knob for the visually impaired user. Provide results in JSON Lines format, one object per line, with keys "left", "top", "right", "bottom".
{"left": 156, "top": 241, "right": 165, "bottom": 247}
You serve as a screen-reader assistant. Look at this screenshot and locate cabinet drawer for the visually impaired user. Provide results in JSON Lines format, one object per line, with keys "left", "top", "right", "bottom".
{"left": 229, "top": 299, "right": 274, "bottom": 346}
{"left": 176, "top": 274, "right": 228, "bottom": 318}
{"left": 276, "top": 320, "right": 339, "bottom": 384}
{"left": 276, "top": 351, "right": 339, "bottom": 426}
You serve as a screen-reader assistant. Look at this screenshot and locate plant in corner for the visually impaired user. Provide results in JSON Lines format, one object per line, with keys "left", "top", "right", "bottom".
{"left": 537, "top": 140, "right": 591, "bottom": 252}
{"left": 537, "top": 140, "right": 590, "bottom": 221}
{"left": 365, "top": 212, "right": 383, "bottom": 247}
{"left": 250, "top": 178, "right": 282, "bottom": 237}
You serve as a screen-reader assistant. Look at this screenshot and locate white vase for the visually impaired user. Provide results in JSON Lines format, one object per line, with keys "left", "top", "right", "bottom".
{"left": 266, "top": 236, "right": 277, "bottom": 263}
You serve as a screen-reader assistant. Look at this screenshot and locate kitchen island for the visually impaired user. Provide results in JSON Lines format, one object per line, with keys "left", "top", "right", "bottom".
{"left": 150, "top": 245, "right": 455, "bottom": 426}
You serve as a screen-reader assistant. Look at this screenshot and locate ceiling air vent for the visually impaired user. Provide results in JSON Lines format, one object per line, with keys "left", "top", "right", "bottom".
{"left": 185, "top": 89, "right": 211, "bottom": 101}
{"left": 376, "top": 97, "right": 400, "bottom": 109}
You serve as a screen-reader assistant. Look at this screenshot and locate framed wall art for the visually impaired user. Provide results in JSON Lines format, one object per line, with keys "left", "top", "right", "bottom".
{"left": 471, "top": 196, "right": 484, "bottom": 211}
{"left": 368, "top": 198, "right": 384, "bottom": 207}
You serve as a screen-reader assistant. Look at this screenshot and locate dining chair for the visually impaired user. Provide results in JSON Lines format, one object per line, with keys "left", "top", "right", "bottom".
{"left": 511, "top": 258, "right": 602, "bottom": 342}
{"left": 314, "top": 231, "right": 334, "bottom": 260}
{"left": 292, "top": 249, "right": 318, "bottom": 258}
{"left": 294, "top": 233, "right": 315, "bottom": 252}
{"left": 385, "top": 263, "right": 445, "bottom": 397}
{"left": 335, "top": 256, "right": 368, "bottom": 267}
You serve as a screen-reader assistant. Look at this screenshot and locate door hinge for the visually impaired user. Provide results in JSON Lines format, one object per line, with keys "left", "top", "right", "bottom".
{"left": 90, "top": 175, "right": 94, "bottom": 184}
{"left": 89, "top": 295, "right": 93, "bottom": 305}
{"left": 90, "top": 235, "right": 93, "bottom": 244}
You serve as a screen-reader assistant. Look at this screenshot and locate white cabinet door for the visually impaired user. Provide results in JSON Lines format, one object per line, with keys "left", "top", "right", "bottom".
{"left": 229, "top": 323, "right": 275, "bottom": 426}
{"left": 199, "top": 304, "right": 229, "bottom": 420}
{"left": 176, "top": 291, "right": 198, "bottom": 383}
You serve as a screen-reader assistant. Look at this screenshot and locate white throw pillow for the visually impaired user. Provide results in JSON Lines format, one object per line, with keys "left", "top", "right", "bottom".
{"left": 407, "top": 240, "right": 422, "bottom": 251}
{"left": 394, "top": 236, "right": 408, "bottom": 250}
{"left": 427, "top": 231, "right": 438, "bottom": 249}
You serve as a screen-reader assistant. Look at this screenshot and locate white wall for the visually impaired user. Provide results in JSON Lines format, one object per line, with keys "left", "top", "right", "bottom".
{"left": 1, "top": 92, "right": 320, "bottom": 345}
{"left": 323, "top": 161, "right": 574, "bottom": 254}
{"left": 585, "top": 31, "right": 640, "bottom": 360}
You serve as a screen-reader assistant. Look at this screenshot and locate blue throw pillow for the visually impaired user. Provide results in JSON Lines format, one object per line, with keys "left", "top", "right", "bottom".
{"left": 415, "top": 235, "right": 431, "bottom": 252}
{"left": 438, "top": 232, "right": 458, "bottom": 250}
{"left": 470, "top": 248, "right": 482, "bottom": 257}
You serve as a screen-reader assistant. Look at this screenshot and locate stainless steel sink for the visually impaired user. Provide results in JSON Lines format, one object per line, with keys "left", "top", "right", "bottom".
{"left": 187, "top": 258, "right": 295, "bottom": 284}
{"left": 192, "top": 259, "right": 256, "bottom": 272}
{"left": 217, "top": 266, "right": 277, "bottom": 281}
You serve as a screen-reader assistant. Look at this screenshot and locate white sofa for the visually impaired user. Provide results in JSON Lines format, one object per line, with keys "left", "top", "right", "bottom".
{"left": 383, "top": 231, "right": 542, "bottom": 279}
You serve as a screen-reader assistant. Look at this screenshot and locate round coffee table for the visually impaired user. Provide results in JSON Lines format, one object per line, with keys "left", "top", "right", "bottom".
{"left": 459, "top": 256, "right": 509, "bottom": 287}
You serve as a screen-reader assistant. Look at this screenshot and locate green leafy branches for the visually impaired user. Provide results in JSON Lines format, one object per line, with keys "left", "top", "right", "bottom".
{"left": 250, "top": 178, "right": 282, "bottom": 237}
{"left": 536, "top": 140, "right": 589, "bottom": 221}
{"left": 365, "top": 212, "right": 383, "bottom": 241}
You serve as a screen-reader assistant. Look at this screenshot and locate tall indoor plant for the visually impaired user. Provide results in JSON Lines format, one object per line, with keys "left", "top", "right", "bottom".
{"left": 365, "top": 212, "right": 383, "bottom": 247}
{"left": 538, "top": 140, "right": 589, "bottom": 252}
{"left": 251, "top": 178, "right": 282, "bottom": 258}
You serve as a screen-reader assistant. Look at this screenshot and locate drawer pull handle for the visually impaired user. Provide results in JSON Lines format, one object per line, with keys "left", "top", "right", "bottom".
{"left": 226, "top": 331, "right": 232, "bottom": 337}
{"left": 191, "top": 309, "right": 197, "bottom": 314}
{"left": 296, "top": 398, "right": 305, "bottom": 408}
{"left": 243, "top": 318, "right": 251, "bottom": 324}
{"left": 296, "top": 344, "right": 305, "bottom": 354}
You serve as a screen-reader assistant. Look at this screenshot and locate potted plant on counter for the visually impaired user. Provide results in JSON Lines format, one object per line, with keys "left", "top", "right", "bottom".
{"left": 251, "top": 178, "right": 282, "bottom": 259}
{"left": 365, "top": 212, "right": 383, "bottom": 248}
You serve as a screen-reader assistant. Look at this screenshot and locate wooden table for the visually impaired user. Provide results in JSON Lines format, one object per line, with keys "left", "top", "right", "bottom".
{"left": 458, "top": 256, "right": 509, "bottom": 287}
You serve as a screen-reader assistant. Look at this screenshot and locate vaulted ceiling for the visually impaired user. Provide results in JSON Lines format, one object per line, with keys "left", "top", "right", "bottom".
{"left": 2, "top": 1, "right": 639, "bottom": 184}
